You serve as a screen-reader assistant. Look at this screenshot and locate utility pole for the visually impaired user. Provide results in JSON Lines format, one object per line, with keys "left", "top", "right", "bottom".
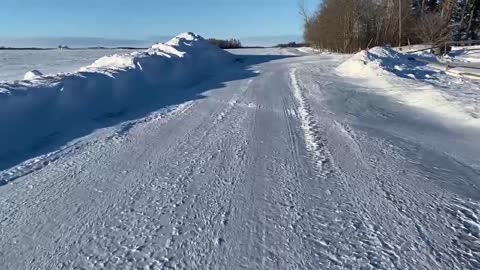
{"left": 399, "top": 0, "right": 402, "bottom": 47}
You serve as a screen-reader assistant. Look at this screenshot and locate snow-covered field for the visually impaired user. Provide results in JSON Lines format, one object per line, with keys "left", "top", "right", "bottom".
{"left": 0, "top": 49, "right": 138, "bottom": 82}
{"left": 0, "top": 37, "right": 479, "bottom": 269}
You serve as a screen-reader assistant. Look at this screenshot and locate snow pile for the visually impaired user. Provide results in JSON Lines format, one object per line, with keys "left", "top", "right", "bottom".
{"left": 395, "top": 44, "right": 432, "bottom": 53}
{"left": 23, "top": 70, "right": 43, "bottom": 80}
{"left": 336, "top": 47, "right": 432, "bottom": 79}
{"left": 296, "top": 47, "right": 321, "bottom": 54}
{"left": 445, "top": 45, "right": 480, "bottom": 63}
{"left": 437, "top": 46, "right": 480, "bottom": 79}
{"left": 337, "top": 47, "right": 480, "bottom": 127}
{"left": 0, "top": 32, "right": 233, "bottom": 162}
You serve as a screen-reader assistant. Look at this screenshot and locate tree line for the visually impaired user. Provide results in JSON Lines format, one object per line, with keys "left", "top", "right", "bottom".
{"left": 275, "top": 42, "right": 308, "bottom": 48}
{"left": 302, "top": 0, "right": 480, "bottom": 53}
{"left": 208, "top": 38, "right": 243, "bottom": 49}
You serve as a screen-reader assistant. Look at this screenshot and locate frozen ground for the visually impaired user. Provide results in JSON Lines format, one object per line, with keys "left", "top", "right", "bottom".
{"left": 0, "top": 39, "right": 479, "bottom": 269}
{"left": 0, "top": 49, "right": 138, "bottom": 82}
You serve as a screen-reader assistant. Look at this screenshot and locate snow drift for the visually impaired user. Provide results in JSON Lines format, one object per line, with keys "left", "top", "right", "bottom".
{"left": 0, "top": 32, "right": 233, "bottom": 164}
{"left": 336, "top": 47, "right": 480, "bottom": 127}
{"left": 445, "top": 45, "right": 480, "bottom": 63}
{"left": 23, "top": 70, "right": 43, "bottom": 80}
{"left": 336, "top": 47, "right": 434, "bottom": 80}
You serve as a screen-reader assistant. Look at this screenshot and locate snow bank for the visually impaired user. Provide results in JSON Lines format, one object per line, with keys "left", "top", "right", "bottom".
{"left": 438, "top": 46, "right": 480, "bottom": 79}
{"left": 23, "top": 70, "right": 43, "bottom": 80}
{"left": 446, "top": 45, "right": 480, "bottom": 63}
{"left": 296, "top": 47, "right": 321, "bottom": 54}
{"left": 337, "top": 47, "right": 480, "bottom": 127}
{"left": 336, "top": 47, "right": 430, "bottom": 79}
{"left": 395, "top": 44, "right": 432, "bottom": 53}
{"left": 0, "top": 32, "right": 233, "bottom": 162}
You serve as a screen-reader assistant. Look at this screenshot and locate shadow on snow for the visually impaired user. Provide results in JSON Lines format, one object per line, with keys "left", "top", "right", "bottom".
{"left": 0, "top": 54, "right": 295, "bottom": 184}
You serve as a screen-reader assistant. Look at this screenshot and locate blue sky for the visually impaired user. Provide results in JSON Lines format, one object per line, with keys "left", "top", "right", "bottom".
{"left": 0, "top": 0, "right": 319, "bottom": 46}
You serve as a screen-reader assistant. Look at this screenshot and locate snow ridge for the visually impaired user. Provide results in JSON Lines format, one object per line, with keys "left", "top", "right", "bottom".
{"left": 0, "top": 32, "right": 232, "bottom": 168}
{"left": 290, "top": 68, "right": 333, "bottom": 178}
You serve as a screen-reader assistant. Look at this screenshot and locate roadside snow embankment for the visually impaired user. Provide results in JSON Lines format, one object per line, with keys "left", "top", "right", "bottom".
{"left": 0, "top": 32, "right": 232, "bottom": 163}
{"left": 336, "top": 47, "right": 480, "bottom": 127}
{"left": 23, "top": 70, "right": 43, "bottom": 80}
{"left": 446, "top": 45, "right": 480, "bottom": 64}
{"left": 296, "top": 47, "right": 322, "bottom": 54}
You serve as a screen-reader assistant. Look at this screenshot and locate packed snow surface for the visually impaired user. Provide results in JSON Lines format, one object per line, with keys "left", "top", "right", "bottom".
{"left": 0, "top": 44, "right": 479, "bottom": 269}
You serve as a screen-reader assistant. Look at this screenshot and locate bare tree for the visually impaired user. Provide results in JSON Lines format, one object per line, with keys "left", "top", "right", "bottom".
{"left": 298, "top": 0, "right": 311, "bottom": 25}
{"left": 303, "top": 0, "right": 479, "bottom": 53}
{"left": 414, "top": 12, "right": 451, "bottom": 43}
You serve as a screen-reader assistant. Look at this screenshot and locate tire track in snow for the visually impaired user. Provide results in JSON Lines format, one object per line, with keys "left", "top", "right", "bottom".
{"left": 213, "top": 79, "right": 253, "bottom": 124}
{"left": 65, "top": 80, "right": 254, "bottom": 269}
{"left": 289, "top": 67, "right": 410, "bottom": 268}
{"left": 157, "top": 79, "right": 254, "bottom": 269}
{"left": 26, "top": 80, "right": 252, "bottom": 269}
{"left": 290, "top": 68, "right": 333, "bottom": 178}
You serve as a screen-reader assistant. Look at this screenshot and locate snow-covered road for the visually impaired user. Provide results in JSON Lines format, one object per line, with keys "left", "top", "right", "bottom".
{"left": 1, "top": 48, "right": 479, "bottom": 269}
